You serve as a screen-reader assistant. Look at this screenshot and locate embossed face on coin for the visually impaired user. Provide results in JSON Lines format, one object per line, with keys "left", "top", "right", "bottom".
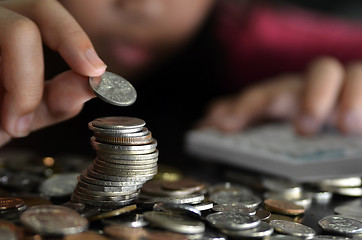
{"left": 89, "top": 71, "right": 137, "bottom": 106}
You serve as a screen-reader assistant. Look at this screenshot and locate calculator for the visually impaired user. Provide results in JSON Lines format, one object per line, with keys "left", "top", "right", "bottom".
{"left": 185, "top": 123, "right": 362, "bottom": 182}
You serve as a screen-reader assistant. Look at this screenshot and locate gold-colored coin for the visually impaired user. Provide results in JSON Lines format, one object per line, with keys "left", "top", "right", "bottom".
{"left": 89, "top": 204, "right": 137, "bottom": 221}
{"left": 153, "top": 165, "right": 182, "bottom": 182}
{"left": 264, "top": 199, "right": 305, "bottom": 216}
{"left": 0, "top": 198, "right": 25, "bottom": 210}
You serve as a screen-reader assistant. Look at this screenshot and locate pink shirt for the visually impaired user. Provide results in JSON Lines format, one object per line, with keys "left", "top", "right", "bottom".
{"left": 215, "top": 3, "right": 362, "bottom": 89}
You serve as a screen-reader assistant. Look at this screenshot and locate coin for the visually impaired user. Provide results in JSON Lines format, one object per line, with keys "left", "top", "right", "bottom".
{"left": 153, "top": 202, "right": 201, "bottom": 218}
{"left": 0, "top": 198, "right": 25, "bottom": 210}
{"left": 270, "top": 220, "right": 316, "bottom": 238}
{"left": 269, "top": 234, "right": 305, "bottom": 240}
{"left": 102, "top": 213, "right": 149, "bottom": 228}
{"left": 209, "top": 191, "right": 261, "bottom": 209}
{"left": 206, "top": 212, "right": 261, "bottom": 231}
{"left": 319, "top": 178, "right": 362, "bottom": 187}
{"left": 256, "top": 209, "right": 271, "bottom": 221}
{"left": 89, "top": 72, "right": 137, "bottom": 106}
{"left": 221, "top": 221, "right": 274, "bottom": 238}
{"left": 20, "top": 205, "right": 88, "bottom": 235}
{"left": 212, "top": 203, "right": 256, "bottom": 215}
{"left": 193, "top": 201, "right": 214, "bottom": 212}
{"left": 0, "top": 220, "right": 18, "bottom": 240}
{"left": 264, "top": 199, "right": 305, "bottom": 216}
{"left": 63, "top": 231, "right": 109, "bottom": 240}
{"left": 39, "top": 173, "right": 79, "bottom": 197}
{"left": 312, "top": 236, "right": 351, "bottom": 240}
{"left": 146, "top": 230, "right": 189, "bottom": 240}
{"left": 88, "top": 204, "right": 137, "bottom": 221}
{"left": 318, "top": 215, "right": 362, "bottom": 236}
{"left": 141, "top": 180, "right": 201, "bottom": 197}
{"left": 267, "top": 214, "right": 296, "bottom": 223}
{"left": 262, "top": 178, "right": 303, "bottom": 197}
{"left": 143, "top": 211, "right": 205, "bottom": 234}
{"left": 320, "top": 186, "right": 362, "bottom": 197}
{"left": 62, "top": 202, "right": 86, "bottom": 213}
{"left": 104, "top": 224, "right": 148, "bottom": 239}
{"left": 208, "top": 182, "right": 252, "bottom": 195}
{"left": 161, "top": 178, "right": 205, "bottom": 192}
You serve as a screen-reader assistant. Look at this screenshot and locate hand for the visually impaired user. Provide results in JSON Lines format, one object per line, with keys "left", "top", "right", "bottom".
{"left": 199, "top": 56, "right": 362, "bottom": 135}
{"left": 0, "top": 0, "right": 107, "bottom": 146}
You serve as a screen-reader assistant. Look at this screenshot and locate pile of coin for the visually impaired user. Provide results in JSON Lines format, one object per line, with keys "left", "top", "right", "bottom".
{"left": 71, "top": 116, "right": 158, "bottom": 208}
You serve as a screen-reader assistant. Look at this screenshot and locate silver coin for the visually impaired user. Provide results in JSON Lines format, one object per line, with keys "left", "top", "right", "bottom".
{"left": 90, "top": 116, "right": 144, "bottom": 130}
{"left": 320, "top": 186, "right": 362, "bottom": 197}
{"left": 262, "top": 178, "right": 303, "bottom": 197}
{"left": 209, "top": 191, "right": 261, "bottom": 209}
{"left": 93, "top": 158, "right": 157, "bottom": 170}
{"left": 39, "top": 173, "right": 79, "bottom": 197}
{"left": 89, "top": 72, "right": 137, "bottom": 106}
{"left": 93, "top": 127, "right": 149, "bottom": 138}
{"left": 221, "top": 221, "right": 274, "bottom": 238}
{"left": 102, "top": 213, "right": 149, "bottom": 228}
{"left": 71, "top": 194, "right": 136, "bottom": 207}
{"left": 140, "top": 193, "right": 205, "bottom": 205}
{"left": 335, "top": 205, "right": 362, "bottom": 217}
{"left": 206, "top": 212, "right": 261, "bottom": 231}
{"left": 91, "top": 162, "right": 157, "bottom": 176}
{"left": 80, "top": 170, "right": 144, "bottom": 186}
{"left": 91, "top": 137, "right": 157, "bottom": 154}
{"left": 312, "top": 236, "right": 351, "bottom": 240}
{"left": 193, "top": 201, "right": 214, "bottom": 212}
{"left": 98, "top": 157, "right": 158, "bottom": 166}
{"left": 74, "top": 185, "right": 137, "bottom": 197}
{"left": 154, "top": 202, "right": 201, "bottom": 218}
{"left": 199, "top": 228, "right": 227, "bottom": 240}
{"left": 318, "top": 178, "right": 362, "bottom": 188}
{"left": 20, "top": 205, "right": 88, "bottom": 235}
{"left": 87, "top": 166, "right": 154, "bottom": 181}
{"left": 269, "top": 234, "right": 305, "bottom": 240}
{"left": 213, "top": 203, "right": 256, "bottom": 215}
{"left": 270, "top": 220, "right": 316, "bottom": 238}
{"left": 72, "top": 189, "right": 139, "bottom": 202}
{"left": 97, "top": 150, "right": 159, "bottom": 161}
{"left": 319, "top": 215, "right": 362, "bottom": 236}
{"left": 76, "top": 178, "right": 140, "bottom": 192}
{"left": 143, "top": 211, "right": 205, "bottom": 234}
{"left": 208, "top": 182, "right": 252, "bottom": 195}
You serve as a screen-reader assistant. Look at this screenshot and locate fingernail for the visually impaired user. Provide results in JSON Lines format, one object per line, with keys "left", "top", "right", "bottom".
{"left": 15, "top": 113, "right": 33, "bottom": 136}
{"left": 85, "top": 49, "right": 107, "bottom": 70}
{"left": 296, "top": 115, "right": 319, "bottom": 135}
{"left": 342, "top": 111, "right": 362, "bottom": 134}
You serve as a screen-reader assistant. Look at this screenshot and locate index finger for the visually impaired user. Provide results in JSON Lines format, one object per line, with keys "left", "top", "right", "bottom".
{"left": 1, "top": 0, "right": 106, "bottom": 77}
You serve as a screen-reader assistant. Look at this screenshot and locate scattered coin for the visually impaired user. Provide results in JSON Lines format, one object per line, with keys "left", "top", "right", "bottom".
{"left": 318, "top": 215, "right": 362, "bottom": 236}
{"left": 89, "top": 71, "right": 137, "bottom": 106}
{"left": 153, "top": 202, "right": 201, "bottom": 218}
{"left": 256, "top": 209, "right": 271, "bottom": 221}
{"left": 206, "top": 212, "right": 261, "bottom": 231}
{"left": 88, "top": 204, "right": 137, "bottom": 221}
{"left": 20, "top": 205, "right": 88, "bottom": 235}
{"left": 264, "top": 199, "right": 305, "bottom": 216}
{"left": 270, "top": 220, "right": 316, "bottom": 238}
{"left": 269, "top": 234, "right": 305, "bottom": 240}
{"left": 104, "top": 224, "right": 148, "bottom": 239}
{"left": 221, "top": 221, "right": 274, "bottom": 238}
{"left": 102, "top": 213, "right": 149, "bottom": 228}
{"left": 312, "top": 236, "right": 351, "bottom": 240}
{"left": 144, "top": 211, "right": 205, "bottom": 234}
{"left": 63, "top": 231, "right": 109, "bottom": 240}
{"left": 39, "top": 173, "right": 79, "bottom": 197}
{"left": 212, "top": 203, "right": 256, "bottom": 215}
{"left": 209, "top": 191, "right": 261, "bottom": 209}
{"left": 193, "top": 201, "right": 214, "bottom": 212}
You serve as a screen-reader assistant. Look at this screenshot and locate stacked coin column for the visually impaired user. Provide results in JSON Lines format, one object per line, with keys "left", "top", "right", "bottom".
{"left": 71, "top": 117, "right": 158, "bottom": 208}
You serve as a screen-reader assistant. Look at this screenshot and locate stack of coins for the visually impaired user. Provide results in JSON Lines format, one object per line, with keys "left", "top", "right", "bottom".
{"left": 71, "top": 117, "right": 158, "bottom": 208}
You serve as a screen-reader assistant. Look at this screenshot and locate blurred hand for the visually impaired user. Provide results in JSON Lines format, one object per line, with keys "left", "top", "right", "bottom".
{"left": 199, "top": 56, "right": 362, "bottom": 136}
{"left": 0, "top": 0, "right": 107, "bottom": 146}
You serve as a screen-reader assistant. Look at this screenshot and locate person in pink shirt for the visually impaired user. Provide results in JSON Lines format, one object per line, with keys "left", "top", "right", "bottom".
{"left": 1, "top": 0, "right": 362, "bottom": 149}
